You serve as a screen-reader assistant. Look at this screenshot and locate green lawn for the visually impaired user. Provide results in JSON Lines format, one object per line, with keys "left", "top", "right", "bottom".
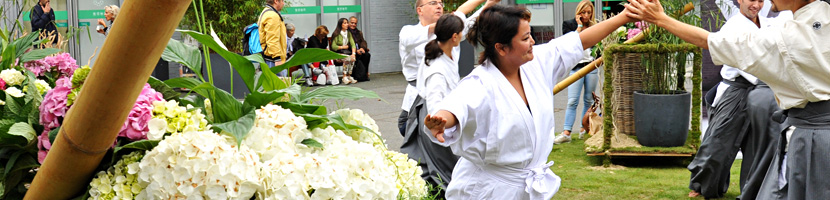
{"left": 548, "top": 138, "right": 742, "bottom": 200}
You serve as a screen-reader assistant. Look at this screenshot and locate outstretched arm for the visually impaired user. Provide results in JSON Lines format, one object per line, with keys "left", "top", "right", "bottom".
{"left": 424, "top": 110, "right": 458, "bottom": 143}
{"left": 578, "top": 9, "right": 635, "bottom": 50}
{"left": 456, "top": 0, "right": 487, "bottom": 15}
{"left": 625, "top": 0, "right": 710, "bottom": 49}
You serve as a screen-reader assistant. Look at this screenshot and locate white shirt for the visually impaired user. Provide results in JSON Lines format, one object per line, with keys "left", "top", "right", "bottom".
{"left": 708, "top": 1, "right": 830, "bottom": 109}
{"left": 417, "top": 53, "right": 461, "bottom": 114}
{"left": 287, "top": 37, "right": 295, "bottom": 52}
{"left": 398, "top": 10, "right": 481, "bottom": 111}
{"left": 428, "top": 32, "right": 583, "bottom": 199}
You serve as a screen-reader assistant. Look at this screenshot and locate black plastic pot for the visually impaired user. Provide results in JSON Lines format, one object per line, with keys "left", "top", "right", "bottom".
{"left": 633, "top": 90, "right": 691, "bottom": 147}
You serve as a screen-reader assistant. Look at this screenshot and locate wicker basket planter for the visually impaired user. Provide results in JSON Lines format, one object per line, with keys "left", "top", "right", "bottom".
{"left": 587, "top": 43, "right": 702, "bottom": 155}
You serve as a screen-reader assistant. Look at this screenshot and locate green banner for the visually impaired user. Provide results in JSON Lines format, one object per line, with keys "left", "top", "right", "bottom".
{"left": 283, "top": 6, "right": 321, "bottom": 15}
{"left": 517, "top": 0, "right": 555, "bottom": 3}
{"left": 22, "top": 11, "right": 68, "bottom": 21}
{"left": 78, "top": 22, "right": 90, "bottom": 26}
{"left": 323, "top": 5, "right": 361, "bottom": 13}
{"left": 77, "top": 10, "right": 106, "bottom": 19}
{"left": 56, "top": 22, "right": 67, "bottom": 27}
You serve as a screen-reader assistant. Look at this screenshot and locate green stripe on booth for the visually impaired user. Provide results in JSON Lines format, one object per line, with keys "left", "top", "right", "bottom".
{"left": 284, "top": 6, "right": 321, "bottom": 15}
{"left": 323, "top": 5, "right": 361, "bottom": 13}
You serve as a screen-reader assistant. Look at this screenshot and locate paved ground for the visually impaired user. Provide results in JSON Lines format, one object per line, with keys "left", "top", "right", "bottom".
{"left": 319, "top": 71, "right": 587, "bottom": 151}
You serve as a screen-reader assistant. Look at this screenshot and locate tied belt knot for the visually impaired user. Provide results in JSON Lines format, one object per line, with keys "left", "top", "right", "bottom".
{"left": 525, "top": 161, "right": 560, "bottom": 199}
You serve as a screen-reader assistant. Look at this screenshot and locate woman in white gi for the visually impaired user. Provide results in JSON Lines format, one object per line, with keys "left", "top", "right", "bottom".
{"left": 424, "top": 5, "right": 634, "bottom": 199}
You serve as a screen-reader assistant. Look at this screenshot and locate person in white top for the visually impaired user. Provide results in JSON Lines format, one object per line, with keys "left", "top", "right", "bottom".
{"left": 687, "top": 0, "right": 789, "bottom": 198}
{"left": 423, "top": 5, "right": 635, "bottom": 199}
{"left": 408, "top": 14, "right": 467, "bottom": 191}
{"left": 627, "top": 0, "right": 830, "bottom": 199}
{"left": 400, "top": 0, "right": 498, "bottom": 193}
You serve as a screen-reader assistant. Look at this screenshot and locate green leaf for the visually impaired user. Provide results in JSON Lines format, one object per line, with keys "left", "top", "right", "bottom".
{"left": 214, "top": 109, "right": 255, "bottom": 146}
{"left": 244, "top": 54, "right": 265, "bottom": 64}
{"left": 163, "top": 77, "right": 203, "bottom": 90}
{"left": 162, "top": 39, "right": 203, "bottom": 79}
{"left": 296, "top": 86, "right": 381, "bottom": 103}
{"left": 242, "top": 84, "right": 301, "bottom": 109}
{"left": 256, "top": 64, "right": 289, "bottom": 91}
{"left": 270, "top": 48, "right": 346, "bottom": 76}
{"left": 293, "top": 113, "right": 378, "bottom": 136}
{"left": 1, "top": 45, "right": 15, "bottom": 69}
{"left": 10, "top": 32, "right": 40, "bottom": 59}
{"left": 301, "top": 138, "right": 323, "bottom": 149}
{"left": 114, "top": 140, "right": 160, "bottom": 154}
{"left": 48, "top": 127, "right": 59, "bottom": 145}
{"left": 148, "top": 77, "right": 180, "bottom": 101}
{"left": 8, "top": 155, "right": 37, "bottom": 178}
{"left": 7, "top": 123, "right": 35, "bottom": 143}
{"left": 205, "top": 86, "right": 244, "bottom": 123}
{"left": 24, "top": 72, "right": 41, "bottom": 125}
{"left": 276, "top": 102, "right": 327, "bottom": 115}
{"left": 5, "top": 93, "right": 23, "bottom": 117}
{"left": 180, "top": 30, "right": 256, "bottom": 92}
{"left": 18, "top": 48, "right": 61, "bottom": 63}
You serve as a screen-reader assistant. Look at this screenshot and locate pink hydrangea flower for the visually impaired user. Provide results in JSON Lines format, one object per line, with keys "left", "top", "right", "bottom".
{"left": 118, "top": 84, "right": 163, "bottom": 141}
{"left": 627, "top": 28, "right": 642, "bottom": 40}
{"left": 36, "top": 52, "right": 79, "bottom": 78}
{"left": 0, "top": 79, "right": 6, "bottom": 90}
{"left": 24, "top": 59, "right": 50, "bottom": 76}
{"left": 39, "top": 77, "right": 72, "bottom": 130}
{"left": 37, "top": 130, "right": 52, "bottom": 163}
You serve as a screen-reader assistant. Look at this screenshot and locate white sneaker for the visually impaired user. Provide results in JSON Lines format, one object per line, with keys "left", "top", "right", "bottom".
{"left": 349, "top": 76, "right": 357, "bottom": 84}
{"left": 578, "top": 130, "right": 586, "bottom": 140}
{"left": 305, "top": 78, "right": 314, "bottom": 87}
{"left": 554, "top": 134, "right": 571, "bottom": 144}
{"left": 342, "top": 77, "right": 350, "bottom": 85}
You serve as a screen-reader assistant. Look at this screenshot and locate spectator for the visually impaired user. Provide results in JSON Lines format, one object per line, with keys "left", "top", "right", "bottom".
{"left": 285, "top": 23, "right": 313, "bottom": 86}
{"left": 330, "top": 18, "right": 357, "bottom": 84}
{"left": 349, "top": 16, "right": 371, "bottom": 81}
{"left": 307, "top": 25, "right": 338, "bottom": 85}
{"left": 30, "top": 0, "right": 57, "bottom": 44}
{"left": 96, "top": 5, "right": 119, "bottom": 36}
{"left": 259, "top": 0, "right": 288, "bottom": 76}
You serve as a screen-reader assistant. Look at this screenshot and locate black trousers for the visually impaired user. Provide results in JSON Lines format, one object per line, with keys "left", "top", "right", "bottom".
{"left": 352, "top": 52, "right": 371, "bottom": 81}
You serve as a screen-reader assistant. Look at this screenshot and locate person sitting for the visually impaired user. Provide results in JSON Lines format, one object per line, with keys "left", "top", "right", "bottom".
{"left": 96, "top": 5, "right": 119, "bottom": 36}
{"left": 307, "top": 25, "right": 338, "bottom": 85}
{"left": 349, "top": 16, "right": 371, "bottom": 82}
{"left": 330, "top": 18, "right": 357, "bottom": 84}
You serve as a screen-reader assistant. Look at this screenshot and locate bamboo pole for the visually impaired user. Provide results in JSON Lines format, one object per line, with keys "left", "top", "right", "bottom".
{"left": 25, "top": 0, "right": 192, "bottom": 199}
{"left": 552, "top": 2, "right": 694, "bottom": 94}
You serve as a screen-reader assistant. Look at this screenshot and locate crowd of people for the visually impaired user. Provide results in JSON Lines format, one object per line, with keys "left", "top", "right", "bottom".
{"left": 257, "top": 0, "right": 372, "bottom": 86}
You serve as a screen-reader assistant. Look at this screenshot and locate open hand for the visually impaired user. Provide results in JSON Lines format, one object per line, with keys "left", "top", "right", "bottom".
{"left": 624, "top": 0, "right": 666, "bottom": 23}
{"left": 424, "top": 114, "right": 448, "bottom": 143}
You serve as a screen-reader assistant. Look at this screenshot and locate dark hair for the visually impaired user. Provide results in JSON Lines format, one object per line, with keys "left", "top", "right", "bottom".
{"left": 424, "top": 14, "right": 465, "bottom": 66}
{"left": 467, "top": 5, "right": 532, "bottom": 65}
{"left": 331, "top": 18, "right": 349, "bottom": 39}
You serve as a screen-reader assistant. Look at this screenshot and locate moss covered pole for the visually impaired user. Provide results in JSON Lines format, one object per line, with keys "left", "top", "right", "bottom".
{"left": 553, "top": 2, "right": 694, "bottom": 94}
{"left": 25, "top": 0, "right": 192, "bottom": 199}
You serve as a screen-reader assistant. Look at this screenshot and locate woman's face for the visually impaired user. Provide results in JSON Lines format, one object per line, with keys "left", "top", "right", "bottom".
{"left": 501, "top": 20, "right": 535, "bottom": 66}
{"left": 578, "top": 6, "right": 593, "bottom": 23}
{"left": 340, "top": 20, "right": 349, "bottom": 30}
{"left": 105, "top": 10, "right": 114, "bottom": 21}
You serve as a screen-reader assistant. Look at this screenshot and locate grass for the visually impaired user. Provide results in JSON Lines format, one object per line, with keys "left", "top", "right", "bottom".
{"left": 548, "top": 138, "right": 741, "bottom": 200}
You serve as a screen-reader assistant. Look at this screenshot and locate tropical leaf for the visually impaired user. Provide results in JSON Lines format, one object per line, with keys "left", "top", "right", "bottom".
{"left": 295, "top": 86, "right": 381, "bottom": 103}
{"left": 269, "top": 48, "right": 346, "bottom": 76}
{"left": 148, "top": 77, "right": 180, "bottom": 101}
{"left": 18, "top": 48, "right": 61, "bottom": 63}
{"left": 256, "top": 64, "right": 289, "bottom": 92}
{"left": 163, "top": 77, "right": 203, "bottom": 90}
{"left": 276, "top": 102, "right": 327, "bottom": 116}
{"left": 179, "top": 30, "right": 256, "bottom": 92}
{"left": 162, "top": 38, "right": 203, "bottom": 80}
{"left": 213, "top": 109, "right": 255, "bottom": 146}
{"left": 114, "top": 140, "right": 159, "bottom": 154}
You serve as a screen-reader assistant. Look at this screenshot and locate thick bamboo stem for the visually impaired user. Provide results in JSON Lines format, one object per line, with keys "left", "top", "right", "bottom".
{"left": 25, "top": 0, "right": 192, "bottom": 199}
{"left": 553, "top": 2, "right": 694, "bottom": 94}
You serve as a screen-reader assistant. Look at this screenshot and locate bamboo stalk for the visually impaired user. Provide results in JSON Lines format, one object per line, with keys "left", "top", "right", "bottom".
{"left": 553, "top": 2, "right": 694, "bottom": 94}
{"left": 25, "top": 0, "right": 192, "bottom": 199}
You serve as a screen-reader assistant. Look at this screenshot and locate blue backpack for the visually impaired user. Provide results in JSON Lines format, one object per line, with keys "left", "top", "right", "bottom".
{"left": 243, "top": 7, "right": 281, "bottom": 56}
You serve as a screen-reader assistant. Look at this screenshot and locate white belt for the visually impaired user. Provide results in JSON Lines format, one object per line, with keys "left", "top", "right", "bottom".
{"left": 524, "top": 161, "right": 561, "bottom": 199}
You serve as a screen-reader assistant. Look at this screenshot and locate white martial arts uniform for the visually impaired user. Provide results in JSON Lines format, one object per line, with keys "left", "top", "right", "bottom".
{"left": 417, "top": 52, "right": 461, "bottom": 115}
{"left": 429, "top": 32, "right": 583, "bottom": 199}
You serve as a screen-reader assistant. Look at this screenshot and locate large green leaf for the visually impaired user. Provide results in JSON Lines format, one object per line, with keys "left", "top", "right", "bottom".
{"left": 296, "top": 86, "right": 381, "bottom": 103}
{"left": 7, "top": 123, "right": 35, "bottom": 143}
{"left": 256, "top": 63, "right": 289, "bottom": 92}
{"left": 294, "top": 113, "right": 378, "bottom": 135}
{"left": 213, "top": 109, "right": 255, "bottom": 146}
{"left": 148, "top": 77, "right": 180, "bottom": 101}
{"left": 276, "top": 102, "right": 327, "bottom": 115}
{"left": 244, "top": 54, "right": 265, "bottom": 64}
{"left": 0, "top": 119, "right": 18, "bottom": 144}
{"left": 115, "top": 140, "right": 159, "bottom": 153}
{"left": 18, "top": 48, "right": 61, "bottom": 63}
{"left": 197, "top": 86, "right": 244, "bottom": 124}
{"left": 162, "top": 39, "right": 203, "bottom": 80}
{"left": 48, "top": 127, "right": 59, "bottom": 144}
{"left": 5, "top": 93, "right": 23, "bottom": 117}
{"left": 270, "top": 48, "right": 346, "bottom": 76}
{"left": 179, "top": 30, "right": 256, "bottom": 92}
{"left": 0, "top": 45, "right": 15, "bottom": 69}
{"left": 163, "top": 77, "right": 203, "bottom": 90}
{"left": 10, "top": 32, "right": 40, "bottom": 60}
{"left": 243, "top": 91, "right": 284, "bottom": 110}
{"left": 24, "top": 72, "right": 41, "bottom": 125}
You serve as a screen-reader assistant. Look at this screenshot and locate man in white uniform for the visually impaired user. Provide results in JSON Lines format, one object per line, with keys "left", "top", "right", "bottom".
{"left": 626, "top": 0, "right": 830, "bottom": 199}
{"left": 688, "top": 0, "right": 788, "bottom": 198}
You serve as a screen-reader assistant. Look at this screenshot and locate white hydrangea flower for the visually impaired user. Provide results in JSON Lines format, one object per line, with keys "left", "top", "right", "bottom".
{"left": 88, "top": 151, "right": 145, "bottom": 200}
{"left": 244, "top": 104, "right": 312, "bottom": 161}
{"left": 0, "top": 69, "right": 25, "bottom": 86}
{"left": 5, "top": 87, "right": 24, "bottom": 98}
{"left": 35, "top": 79, "right": 51, "bottom": 95}
{"left": 149, "top": 100, "right": 209, "bottom": 139}
{"left": 386, "top": 151, "right": 428, "bottom": 199}
{"left": 137, "top": 131, "right": 262, "bottom": 200}
{"left": 334, "top": 109, "right": 384, "bottom": 148}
